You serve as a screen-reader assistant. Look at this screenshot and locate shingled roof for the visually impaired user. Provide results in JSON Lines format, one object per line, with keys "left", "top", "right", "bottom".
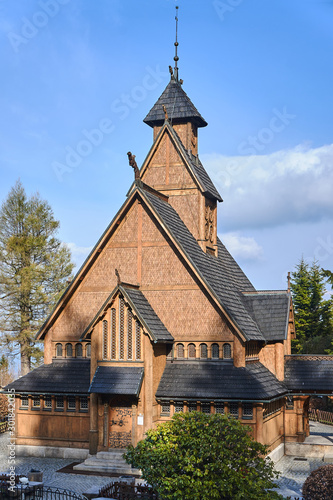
{"left": 143, "top": 78, "right": 207, "bottom": 128}
{"left": 156, "top": 361, "right": 287, "bottom": 401}
{"left": 285, "top": 356, "right": 333, "bottom": 393}
{"left": 139, "top": 187, "right": 266, "bottom": 342}
{"left": 82, "top": 284, "right": 173, "bottom": 343}
{"left": 242, "top": 292, "right": 290, "bottom": 342}
{"left": 89, "top": 366, "right": 144, "bottom": 396}
{"left": 3, "top": 359, "right": 90, "bottom": 394}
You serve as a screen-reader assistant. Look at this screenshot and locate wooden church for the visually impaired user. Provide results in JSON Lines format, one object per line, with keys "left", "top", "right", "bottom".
{"left": 6, "top": 57, "right": 320, "bottom": 462}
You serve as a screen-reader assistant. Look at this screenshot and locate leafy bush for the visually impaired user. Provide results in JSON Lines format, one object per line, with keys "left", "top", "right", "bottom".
{"left": 124, "top": 411, "right": 283, "bottom": 500}
{"left": 302, "top": 464, "right": 333, "bottom": 499}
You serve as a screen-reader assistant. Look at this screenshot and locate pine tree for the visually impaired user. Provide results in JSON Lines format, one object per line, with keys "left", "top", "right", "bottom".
{"left": 291, "top": 259, "right": 333, "bottom": 353}
{"left": 0, "top": 180, "right": 74, "bottom": 375}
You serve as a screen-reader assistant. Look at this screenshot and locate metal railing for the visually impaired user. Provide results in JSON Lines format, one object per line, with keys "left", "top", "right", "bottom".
{"left": 0, "top": 483, "right": 88, "bottom": 499}
{"left": 309, "top": 408, "right": 333, "bottom": 425}
{"left": 99, "top": 481, "right": 158, "bottom": 499}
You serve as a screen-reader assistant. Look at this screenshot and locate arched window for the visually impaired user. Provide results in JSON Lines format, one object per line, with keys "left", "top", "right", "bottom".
{"left": 177, "top": 343, "right": 184, "bottom": 358}
{"left": 200, "top": 343, "right": 207, "bottom": 359}
{"left": 75, "top": 343, "right": 83, "bottom": 358}
{"left": 103, "top": 320, "right": 108, "bottom": 359}
{"left": 211, "top": 343, "right": 219, "bottom": 359}
{"left": 188, "top": 343, "right": 196, "bottom": 359}
{"left": 86, "top": 343, "right": 91, "bottom": 358}
{"left": 56, "top": 343, "right": 62, "bottom": 357}
{"left": 223, "top": 343, "right": 231, "bottom": 359}
{"left": 66, "top": 343, "right": 73, "bottom": 357}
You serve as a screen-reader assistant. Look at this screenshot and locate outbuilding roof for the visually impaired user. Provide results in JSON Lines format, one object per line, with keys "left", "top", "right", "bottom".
{"left": 3, "top": 359, "right": 90, "bottom": 394}
{"left": 156, "top": 361, "right": 287, "bottom": 401}
{"left": 285, "top": 356, "right": 333, "bottom": 393}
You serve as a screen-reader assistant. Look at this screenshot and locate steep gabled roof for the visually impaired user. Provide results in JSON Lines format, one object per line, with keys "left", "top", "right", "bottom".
{"left": 143, "top": 78, "right": 207, "bottom": 128}
{"left": 139, "top": 187, "right": 265, "bottom": 341}
{"left": 156, "top": 361, "right": 287, "bottom": 401}
{"left": 3, "top": 359, "right": 90, "bottom": 394}
{"left": 81, "top": 283, "right": 173, "bottom": 343}
{"left": 241, "top": 291, "right": 291, "bottom": 342}
{"left": 128, "top": 121, "right": 222, "bottom": 202}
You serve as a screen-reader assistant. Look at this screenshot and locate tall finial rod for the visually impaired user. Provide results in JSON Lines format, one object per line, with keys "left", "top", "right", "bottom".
{"left": 174, "top": 5, "right": 179, "bottom": 82}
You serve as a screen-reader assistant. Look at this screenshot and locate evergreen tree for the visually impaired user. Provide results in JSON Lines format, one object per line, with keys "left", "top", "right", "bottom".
{"left": 0, "top": 180, "right": 74, "bottom": 375}
{"left": 291, "top": 259, "right": 333, "bottom": 353}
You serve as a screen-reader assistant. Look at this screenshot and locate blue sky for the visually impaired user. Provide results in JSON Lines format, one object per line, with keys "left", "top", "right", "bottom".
{"left": 1, "top": 0, "right": 333, "bottom": 293}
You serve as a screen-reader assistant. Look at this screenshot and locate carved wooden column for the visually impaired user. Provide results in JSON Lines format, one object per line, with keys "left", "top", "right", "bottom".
{"left": 89, "top": 393, "right": 98, "bottom": 455}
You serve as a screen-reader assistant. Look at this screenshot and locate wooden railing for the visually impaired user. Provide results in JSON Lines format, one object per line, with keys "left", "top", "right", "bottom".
{"left": 309, "top": 408, "right": 333, "bottom": 425}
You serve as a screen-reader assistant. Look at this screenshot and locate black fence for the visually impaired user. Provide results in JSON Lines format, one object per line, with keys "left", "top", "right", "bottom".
{"left": 99, "top": 481, "right": 158, "bottom": 499}
{"left": 0, "top": 483, "right": 88, "bottom": 500}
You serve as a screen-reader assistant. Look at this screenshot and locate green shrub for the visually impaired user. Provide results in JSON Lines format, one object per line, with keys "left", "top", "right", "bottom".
{"left": 302, "top": 464, "right": 333, "bottom": 499}
{"left": 124, "top": 411, "right": 283, "bottom": 500}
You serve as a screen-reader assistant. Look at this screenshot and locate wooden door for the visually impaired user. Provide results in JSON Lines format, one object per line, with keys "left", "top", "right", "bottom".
{"left": 109, "top": 401, "right": 132, "bottom": 448}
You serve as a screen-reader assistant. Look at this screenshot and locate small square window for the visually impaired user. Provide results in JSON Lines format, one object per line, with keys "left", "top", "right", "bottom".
{"left": 174, "top": 402, "right": 183, "bottom": 413}
{"left": 44, "top": 396, "right": 52, "bottom": 409}
{"left": 188, "top": 402, "right": 197, "bottom": 412}
{"left": 56, "top": 396, "right": 64, "bottom": 410}
{"left": 68, "top": 396, "right": 76, "bottom": 411}
{"left": 80, "top": 396, "right": 88, "bottom": 411}
{"left": 229, "top": 402, "right": 239, "bottom": 419}
{"left": 242, "top": 403, "right": 253, "bottom": 419}
{"left": 32, "top": 396, "right": 40, "bottom": 408}
{"left": 215, "top": 403, "right": 224, "bottom": 414}
{"left": 201, "top": 403, "right": 211, "bottom": 414}
{"left": 21, "top": 396, "right": 29, "bottom": 408}
{"left": 161, "top": 402, "right": 170, "bottom": 416}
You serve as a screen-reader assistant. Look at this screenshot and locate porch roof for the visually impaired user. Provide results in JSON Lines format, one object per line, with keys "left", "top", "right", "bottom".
{"left": 89, "top": 366, "right": 144, "bottom": 397}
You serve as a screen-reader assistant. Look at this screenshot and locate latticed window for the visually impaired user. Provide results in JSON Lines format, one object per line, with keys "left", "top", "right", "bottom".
{"left": 229, "top": 402, "right": 239, "bottom": 418}
{"left": 200, "top": 343, "right": 208, "bottom": 359}
{"left": 188, "top": 402, "right": 197, "bottom": 412}
{"left": 44, "top": 396, "right": 52, "bottom": 409}
{"left": 66, "top": 343, "right": 73, "bottom": 357}
{"left": 119, "top": 298, "right": 125, "bottom": 359}
{"left": 56, "top": 343, "right": 62, "bottom": 357}
{"left": 21, "top": 396, "right": 29, "bottom": 408}
{"left": 201, "top": 403, "right": 211, "bottom": 414}
{"left": 111, "top": 308, "right": 116, "bottom": 359}
{"left": 32, "top": 396, "right": 40, "bottom": 408}
{"left": 188, "top": 343, "right": 196, "bottom": 359}
{"left": 56, "top": 396, "right": 64, "bottom": 410}
{"left": 242, "top": 403, "right": 253, "bottom": 419}
{"left": 161, "top": 402, "right": 170, "bottom": 416}
{"left": 211, "top": 343, "right": 219, "bottom": 359}
{"left": 223, "top": 343, "right": 231, "bottom": 359}
{"left": 127, "top": 309, "right": 133, "bottom": 360}
{"left": 75, "top": 343, "right": 83, "bottom": 358}
{"left": 215, "top": 403, "right": 224, "bottom": 414}
{"left": 245, "top": 341, "right": 259, "bottom": 358}
{"left": 136, "top": 321, "right": 141, "bottom": 360}
{"left": 263, "top": 399, "right": 283, "bottom": 419}
{"left": 177, "top": 343, "right": 184, "bottom": 358}
{"left": 103, "top": 320, "right": 108, "bottom": 359}
{"left": 86, "top": 343, "right": 91, "bottom": 358}
{"left": 68, "top": 396, "right": 76, "bottom": 411}
{"left": 174, "top": 402, "right": 183, "bottom": 413}
{"left": 80, "top": 396, "right": 89, "bottom": 410}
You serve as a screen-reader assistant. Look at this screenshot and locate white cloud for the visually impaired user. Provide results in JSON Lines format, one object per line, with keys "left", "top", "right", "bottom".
{"left": 221, "top": 232, "right": 263, "bottom": 261}
{"left": 66, "top": 242, "right": 93, "bottom": 269}
{"left": 203, "top": 143, "right": 333, "bottom": 230}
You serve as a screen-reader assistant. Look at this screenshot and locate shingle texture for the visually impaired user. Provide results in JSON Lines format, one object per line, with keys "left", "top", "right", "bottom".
{"left": 143, "top": 79, "right": 207, "bottom": 128}
{"left": 140, "top": 188, "right": 267, "bottom": 341}
{"left": 89, "top": 366, "right": 144, "bottom": 396}
{"left": 285, "top": 358, "right": 333, "bottom": 392}
{"left": 156, "top": 361, "right": 287, "bottom": 401}
{"left": 242, "top": 292, "right": 290, "bottom": 341}
{"left": 3, "top": 359, "right": 90, "bottom": 394}
{"left": 124, "top": 287, "right": 173, "bottom": 342}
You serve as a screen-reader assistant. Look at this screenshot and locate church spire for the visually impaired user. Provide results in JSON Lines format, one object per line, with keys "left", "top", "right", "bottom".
{"left": 174, "top": 6, "right": 179, "bottom": 82}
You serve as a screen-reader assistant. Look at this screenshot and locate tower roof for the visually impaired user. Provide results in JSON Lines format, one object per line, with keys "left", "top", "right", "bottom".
{"left": 143, "top": 77, "right": 208, "bottom": 128}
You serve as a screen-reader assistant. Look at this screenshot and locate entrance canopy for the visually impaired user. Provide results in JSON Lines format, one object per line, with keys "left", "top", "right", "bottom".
{"left": 89, "top": 366, "right": 144, "bottom": 397}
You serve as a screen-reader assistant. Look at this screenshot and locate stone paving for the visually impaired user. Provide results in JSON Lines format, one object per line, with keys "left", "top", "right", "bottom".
{"left": 1, "top": 421, "right": 333, "bottom": 498}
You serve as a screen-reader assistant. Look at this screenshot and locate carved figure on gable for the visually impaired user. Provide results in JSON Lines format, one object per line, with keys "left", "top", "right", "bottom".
{"left": 127, "top": 152, "right": 140, "bottom": 180}
{"left": 205, "top": 205, "right": 214, "bottom": 243}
